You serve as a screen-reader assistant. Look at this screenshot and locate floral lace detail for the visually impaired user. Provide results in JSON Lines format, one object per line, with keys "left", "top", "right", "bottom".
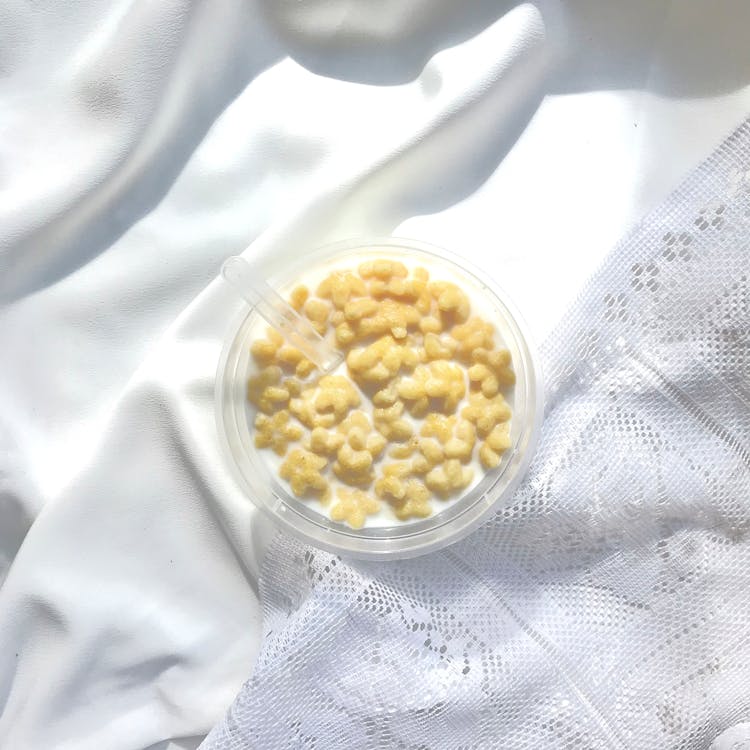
{"left": 204, "top": 120, "right": 750, "bottom": 750}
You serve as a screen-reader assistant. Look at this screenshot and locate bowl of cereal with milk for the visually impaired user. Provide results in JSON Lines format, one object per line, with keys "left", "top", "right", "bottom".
{"left": 215, "top": 237, "right": 542, "bottom": 559}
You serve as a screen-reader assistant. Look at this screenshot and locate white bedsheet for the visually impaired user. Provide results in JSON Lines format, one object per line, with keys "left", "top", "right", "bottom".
{"left": 1, "top": 1, "right": 749, "bottom": 747}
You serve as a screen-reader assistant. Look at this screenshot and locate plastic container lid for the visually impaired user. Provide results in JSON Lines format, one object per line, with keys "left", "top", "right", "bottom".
{"left": 215, "top": 237, "right": 543, "bottom": 559}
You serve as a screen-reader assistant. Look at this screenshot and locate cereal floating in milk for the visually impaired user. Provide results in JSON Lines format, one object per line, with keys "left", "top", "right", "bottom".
{"left": 248, "top": 258, "right": 515, "bottom": 528}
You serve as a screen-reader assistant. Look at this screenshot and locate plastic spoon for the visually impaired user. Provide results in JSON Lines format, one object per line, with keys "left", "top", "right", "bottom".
{"left": 221, "top": 256, "right": 344, "bottom": 375}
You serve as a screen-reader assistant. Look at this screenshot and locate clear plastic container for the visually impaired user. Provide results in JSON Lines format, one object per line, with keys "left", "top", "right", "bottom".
{"left": 215, "top": 237, "right": 543, "bottom": 559}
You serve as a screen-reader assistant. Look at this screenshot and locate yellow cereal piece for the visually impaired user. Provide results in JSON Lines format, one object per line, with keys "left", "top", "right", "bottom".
{"left": 444, "top": 458, "right": 463, "bottom": 485}
{"left": 254, "top": 411, "right": 303, "bottom": 456}
{"left": 331, "top": 310, "right": 346, "bottom": 327}
{"left": 338, "top": 410, "right": 369, "bottom": 433}
{"left": 451, "top": 317, "right": 495, "bottom": 361}
{"left": 307, "top": 427, "right": 345, "bottom": 455}
{"left": 402, "top": 278, "right": 429, "bottom": 304}
{"left": 382, "top": 348, "right": 402, "bottom": 373}
{"left": 355, "top": 336, "right": 392, "bottom": 369}
{"left": 413, "top": 267, "right": 429, "bottom": 282}
{"left": 396, "top": 299, "right": 421, "bottom": 324}
{"left": 382, "top": 461, "right": 411, "bottom": 478}
{"left": 303, "top": 298, "right": 331, "bottom": 335}
{"left": 409, "top": 277, "right": 429, "bottom": 300}
{"left": 375, "top": 474, "right": 406, "bottom": 501}
{"left": 456, "top": 419, "right": 476, "bottom": 443}
{"left": 356, "top": 315, "right": 386, "bottom": 338}
{"left": 461, "top": 392, "right": 511, "bottom": 437}
{"left": 389, "top": 436, "right": 419, "bottom": 459}
{"left": 290, "top": 394, "right": 333, "bottom": 429}
{"left": 421, "top": 414, "right": 456, "bottom": 443}
{"left": 391, "top": 479, "right": 432, "bottom": 520}
{"left": 277, "top": 345, "right": 305, "bottom": 369}
{"left": 425, "top": 460, "right": 473, "bottom": 498}
{"left": 263, "top": 386, "right": 290, "bottom": 403}
{"left": 410, "top": 397, "right": 430, "bottom": 418}
{"left": 468, "top": 362, "right": 501, "bottom": 397}
{"left": 481, "top": 374, "right": 500, "bottom": 397}
{"left": 248, "top": 365, "right": 282, "bottom": 391}
{"left": 415, "top": 289, "right": 432, "bottom": 315}
{"left": 289, "top": 285, "right": 309, "bottom": 311}
{"left": 399, "top": 360, "right": 466, "bottom": 413}
{"left": 418, "top": 437, "right": 444, "bottom": 464}
{"left": 335, "top": 322, "right": 356, "bottom": 347}
{"left": 317, "top": 271, "right": 367, "bottom": 308}
{"left": 468, "top": 363, "right": 491, "bottom": 383}
{"left": 346, "top": 426, "right": 366, "bottom": 451}
{"left": 400, "top": 346, "right": 420, "bottom": 370}
{"left": 424, "top": 333, "right": 457, "bottom": 360}
{"left": 331, "top": 276, "right": 356, "bottom": 310}
{"left": 250, "top": 337, "right": 279, "bottom": 365}
{"left": 475, "top": 347, "right": 512, "bottom": 371}
{"left": 373, "top": 382, "right": 399, "bottom": 407}
{"left": 424, "top": 466, "right": 450, "bottom": 495}
{"left": 419, "top": 316, "right": 442, "bottom": 335}
{"left": 410, "top": 455, "right": 431, "bottom": 475}
{"left": 411, "top": 453, "right": 434, "bottom": 475}
{"left": 295, "top": 358, "right": 317, "bottom": 378}
{"left": 471, "top": 349, "right": 514, "bottom": 390}
{"left": 314, "top": 274, "right": 332, "bottom": 299}
{"left": 248, "top": 366, "right": 284, "bottom": 413}
{"left": 385, "top": 260, "right": 408, "bottom": 278}
{"left": 357, "top": 260, "right": 376, "bottom": 278}
{"left": 364, "top": 363, "right": 394, "bottom": 384}
{"left": 330, "top": 488, "right": 381, "bottom": 529}
{"left": 314, "top": 376, "right": 361, "bottom": 419}
{"left": 336, "top": 411, "right": 388, "bottom": 464}
{"left": 376, "top": 418, "right": 413, "bottom": 442}
{"left": 266, "top": 328, "right": 284, "bottom": 348}
{"left": 366, "top": 298, "right": 415, "bottom": 340}
{"left": 290, "top": 376, "right": 360, "bottom": 429}
{"left": 397, "top": 378, "right": 425, "bottom": 401}
{"left": 387, "top": 277, "right": 408, "bottom": 297}
{"left": 337, "top": 443, "right": 373, "bottom": 473}
{"left": 427, "top": 281, "right": 471, "bottom": 322}
{"left": 486, "top": 422, "right": 511, "bottom": 453}
{"left": 367, "top": 279, "right": 389, "bottom": 299}
{"left": 344, "top": 297, "right": 378, "bottom": 321}
{"left": 367, "top": 433, "right": 387, "bottom": 459}
{"left": 420, "top": 415, "right": 476, "bottom": 465}
{"left": 495, "top": 364, "right": 515, "bottom": 387}
{"left": 285, "top": 378, "right": 303, "bottom": 397}
{"left": 333, "top": 463, "right": 374, "bottom": 488}
{"left": 444, "top": 438, "right": 472, "bottom": 462}
{"left": 479, "top": 442, "right": 501, "bottom": 469}
{"left": 373, "top": 400, "right": 411, "bottom": 441}
{"left": 401, "top": 361, "right": 465, "bottom": 413}
{"left": 390, "top": 420, "right": 414, "bottom": 441}
{"left": 279, "top": 449, "right": 328, "bottom": 497}
{"left": 359, "top": 259, "right": 408, "bottom": 280}
{"left": 374, "top": 402, "right": 404, "bottom": 423}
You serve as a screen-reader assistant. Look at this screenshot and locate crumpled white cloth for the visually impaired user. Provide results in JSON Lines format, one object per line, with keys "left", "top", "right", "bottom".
{"left": 204, "top": 119, "right": 750, "bottom": 750}
{"left": 2, "top": 0, "right": 750, "bottom": 748}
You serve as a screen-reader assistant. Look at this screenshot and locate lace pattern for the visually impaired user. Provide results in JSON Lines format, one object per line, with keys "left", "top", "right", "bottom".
{"left": 203, "top": 120, "right": 750, "bottom": 749}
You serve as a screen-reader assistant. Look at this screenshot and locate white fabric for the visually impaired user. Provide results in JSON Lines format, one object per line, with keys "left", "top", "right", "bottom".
{"left": 203, "top": 118, "right": 750, "bottom": 750}
{"left": 1, "top": 1, "right": 750, "bottom": 748}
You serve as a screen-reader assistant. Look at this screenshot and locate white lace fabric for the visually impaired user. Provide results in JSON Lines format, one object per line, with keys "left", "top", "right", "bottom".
{"left": 203, "top": 120, "right": 750, "bottom": 749}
